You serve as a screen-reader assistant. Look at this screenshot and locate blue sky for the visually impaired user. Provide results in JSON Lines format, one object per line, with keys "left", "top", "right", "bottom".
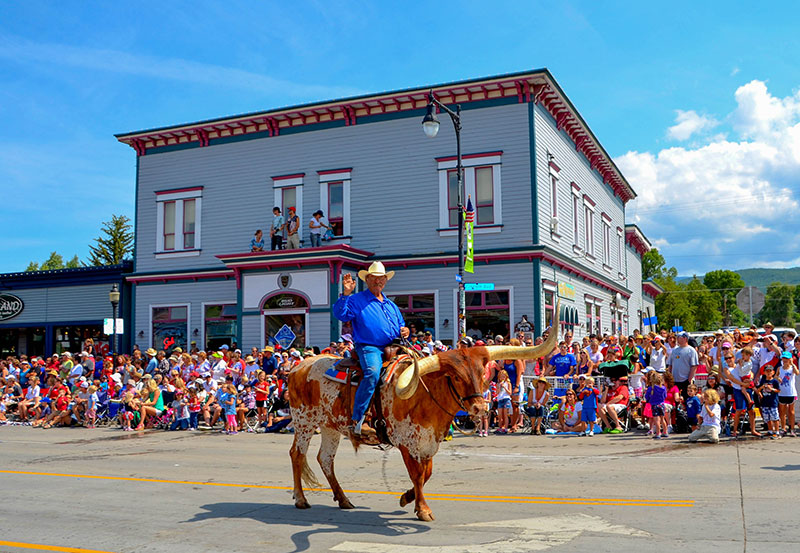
{"left": 2, "top": 1, "right": 799, "bottom": 275}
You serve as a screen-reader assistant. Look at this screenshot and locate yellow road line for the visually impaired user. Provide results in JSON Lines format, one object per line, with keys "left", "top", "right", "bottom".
{"left": 0, "top": 540, "right": 114, "bottom": 553}
{"left": 0, "top": 469, "right": 693, "bottom": 507}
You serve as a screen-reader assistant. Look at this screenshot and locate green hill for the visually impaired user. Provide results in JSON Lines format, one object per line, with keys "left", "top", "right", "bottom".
{"left": 678, "top": 267, "right": 800, "bottom": 291}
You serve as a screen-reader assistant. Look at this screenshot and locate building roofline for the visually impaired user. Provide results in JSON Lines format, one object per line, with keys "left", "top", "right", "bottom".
{"left": 115, "top": 68, "right": 636, "bottom": 203}
{"left": 625, "top": 224, "right": 652, "bottom": 256}
{"left": 0, "top": 261, "right": 133, "bottom": 288}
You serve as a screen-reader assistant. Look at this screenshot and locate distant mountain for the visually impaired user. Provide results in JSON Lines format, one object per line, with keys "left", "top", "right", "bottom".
{"left": 678, "top": 267, "right": 800, "bottom": 291}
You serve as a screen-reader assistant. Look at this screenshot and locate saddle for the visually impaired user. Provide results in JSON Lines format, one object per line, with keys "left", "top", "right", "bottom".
{"left": 338, "top": 344, "right": 404, "bottom": 447}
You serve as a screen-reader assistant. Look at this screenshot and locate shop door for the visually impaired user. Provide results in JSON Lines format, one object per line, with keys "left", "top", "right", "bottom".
{"left": 262, "top": 293, "right": 309, "bottom": 350}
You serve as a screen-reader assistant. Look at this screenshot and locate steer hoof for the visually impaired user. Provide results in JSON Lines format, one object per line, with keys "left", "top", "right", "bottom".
{"left": 295, "top": 498, "right": 311, "bottom": 509}
{"left": 399, "top": 490, "right": 414, "bottom": 508}
{"left": 338, "top": 498, "right": 355, "bottom": 509}
{"left": 416, "top": 509, "right": 435, "bottom": 522}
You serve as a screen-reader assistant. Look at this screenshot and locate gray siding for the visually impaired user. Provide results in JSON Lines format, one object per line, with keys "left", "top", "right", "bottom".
{"left": 2, "top": 284, "right": 117, "bottom": 324}
{"left": 134, "top": 280, "right": 236, "bottom": 348}
{"left": 625, "top": 245, "right": 645, "bottom": 332}
{"left": 534, "top": 104, "right": 626, "bottom": 277}
{"left": 241, "top": 314, "right": 261, "bottom": 350}
{"left": 135, "top": 102, "right": 532, "bottom": 274}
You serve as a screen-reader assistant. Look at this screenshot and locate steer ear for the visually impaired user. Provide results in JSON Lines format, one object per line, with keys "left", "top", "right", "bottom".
{"left": 485, "top": 300, "right": 560, "bottom": 362}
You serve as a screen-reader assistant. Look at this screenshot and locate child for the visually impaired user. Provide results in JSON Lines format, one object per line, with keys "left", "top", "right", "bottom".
{"left": 477, "top": 385, "right": 491, "bottom": 437}
{"left": 42, "top": 387, "right": 70, "bottom": 429}
{"left": 121, "top": 392, "right": 139, "bottom": 431}
{"left": 85, "top": 385, "right": 99, "bottom": 428}
{"left": 236, "top": 384, "right": 256, "bottom": 432}
{"left": 526, "top": 378, "right": 550, "bottom": 435}
{"left": 495, "top": 369, "right": 512, "bottom": 434}
{"left": 644, "top": 373, "right": 668, "bottom": 439}
{"left": 187, "top": 387, "right": 201, "bottom": 430}
{"left": 688, "top": 389, "right": 721, "bottom": 444}
{"left": 685, "top": 384, "right": 702, "bottom": 431}
{"left": 169, "top": 390, "right": 190, "bottom": 430}
{"left": 578, "top": 376, "right": 600, "bottom": 436}
{"left": 222, "top": 383, "right": 238, "bottom": 435}
{"left": 758, "top": 365, "right": 781, "bottom": 439}
{"left": 778, "top": 351, "right": 799, "bottom": 437}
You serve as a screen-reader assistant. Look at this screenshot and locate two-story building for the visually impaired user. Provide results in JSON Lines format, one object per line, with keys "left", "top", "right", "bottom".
{"left": 116, "top": 68, "right": 659, "bottom": 351}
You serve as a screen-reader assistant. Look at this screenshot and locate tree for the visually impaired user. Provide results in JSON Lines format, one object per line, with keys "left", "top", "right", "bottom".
{"left": 25, "top": 261, "right": 40, "bottom": 272}
{"left": 86, "top": 214, "right": 134, "bottom": 266}
{"left": 794, "top": 285, "right": 800, "bottom": 320}
{"left": 686, "top": 277, "right": 721, "bottom": 331}
{"left": 66, "top": 255, "right": 80, "bottom": 268}
{"left": 654, "top": 276, "right": 695, "bottom": 331}
{"left": 703, "top": 270, "right": 746, "bottom": 327}
{"left": 759, "top": 282, "right": 795, "bottom": 327}
{"left": 24, "top": 251, "right": 80, "bottom": 272}
{"left": 642, "top": 248, "right": 677, "bottom": 281}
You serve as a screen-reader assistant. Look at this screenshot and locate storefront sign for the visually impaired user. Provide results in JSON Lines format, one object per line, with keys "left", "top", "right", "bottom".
{"left": 465, "top": 283, "right": 495, "bottom": 291}
{"left": 557, "top": 282, "right": 576, "bottom": 300}
{"left": 0, "top": 293, "right": 24, "bottom": 321}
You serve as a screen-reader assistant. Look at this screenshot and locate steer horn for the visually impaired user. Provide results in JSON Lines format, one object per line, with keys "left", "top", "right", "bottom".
{"left": 485, "top": 300, "right": 561, "bottom": 362}
{"left": 395, "top": 354, "right": 441, "bottom": 400}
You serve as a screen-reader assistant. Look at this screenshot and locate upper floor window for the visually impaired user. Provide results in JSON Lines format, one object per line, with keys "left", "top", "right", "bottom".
{"left": 318, "top": 169, "right": 352, "bottom": 238}
{"left": 155, "top": 187, "right": 202, "bottom": 257}
{"left": 272, "top": 173, "right": 304, "bottom": 237}
{"left": 571, "top": 183, "right": 581, "bottom": 249}
{"left": 583, "top": 196, "right": 595, "bottom": 259}
{"left": 437, "top": 151, "right": 502, "bottom": 234}
{"left": 602, "top": 214, "right": 612, "bottom": 268}
{"left": 617, "top": 228, "right": 625, "bottom": 273}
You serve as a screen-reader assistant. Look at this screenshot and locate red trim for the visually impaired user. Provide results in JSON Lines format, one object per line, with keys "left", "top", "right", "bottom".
{"left": 155, "top": 186, "right": 203, "bottom": 196}
{"left": 601, "top": 212, "right": 612, "bottom": 223}
{"left": 127, "top": 270, "right": 234, "bottom": 284}
{"left": 582, "top": 194, "right": 596, "bottom": 207}
{"left": 625, "top": 227, "right": 650, "bottom": 257}
{"left": 317, "top": 168, "right": 353, "bottom": 176}
{"left": 216, "top": 244, "right": 373, "bottom": 261}
{"left": 435, "top": 150, "right": 503, "bottom": 163}
{"left": 642, "top": 282, "right": 663, "bottom": 298}
{"left": 548, "top": 160, "right": 561, "bottom": 172}
{"left": 570, "top": 181, "right": 580, "bottom": 192}
{"left": 272, "top": 173, "right": 305, "bottom": 181}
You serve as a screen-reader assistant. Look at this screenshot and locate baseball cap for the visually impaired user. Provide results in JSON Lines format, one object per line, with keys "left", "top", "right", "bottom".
{"left": 220, "top": 345, "right": 229, "bottom": 351}
{"left": 781, "top": 351, "right": 793, "bottom": 359}
{"left": 677, "top": 331, "right": 689, "bottom": 338}
{"left": 290, "top": 351, "right": 302, "bottom": 358}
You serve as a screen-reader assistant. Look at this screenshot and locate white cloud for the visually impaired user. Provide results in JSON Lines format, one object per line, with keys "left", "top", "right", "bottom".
{"left": 617, "top": 80, "right": 800, "bottom": 274}
{"left": 666, "top": 109, "right": 717, "bottom": 141}
{"left": 731, "top": 67, "right": 740, "bottom": 76}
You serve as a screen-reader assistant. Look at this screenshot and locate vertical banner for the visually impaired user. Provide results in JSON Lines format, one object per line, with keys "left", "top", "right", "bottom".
{"left": 464, "top": 195, "right": 474, "bottom": 273}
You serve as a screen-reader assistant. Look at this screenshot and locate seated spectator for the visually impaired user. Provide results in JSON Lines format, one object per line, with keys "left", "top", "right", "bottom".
{"left": 598, "top": 376, "right": 630, "bottom": 433}
{"left": 551, "top": 389, "right": 586, "bottom": 433}
{"left": 250, "top": 229, "right": 265, "bottom": 252}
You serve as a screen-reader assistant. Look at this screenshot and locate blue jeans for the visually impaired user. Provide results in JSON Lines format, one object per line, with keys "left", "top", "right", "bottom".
{"left": 170, "top": 418, "right": 189, "bottom": 431}
{"left": 189, "top": 412, "right": 199, "bottom": 429}
{"left": 352, "top": 344, "right": 382, "bottom": 426}
{"left": 310, "top": 233, "right": 321, "bottom": 248}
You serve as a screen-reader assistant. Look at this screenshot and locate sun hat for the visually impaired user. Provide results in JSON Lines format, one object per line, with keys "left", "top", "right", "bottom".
{"left": 262, "top": 346, "right": 274, "bottom": 353}
{"left": 145, "top": 348, "right": 157, "bottom": 356}
{"left": 535, "top": 377, "right": 551, "bottom": 389}
{"left": 245, "top": 355, "right": 256, "bottom": 363}
{"left": 722, "top": 342, "right": 732, "bottom": 348}
{"left": 173, "top": 347, "right": 183, "bottom": 354}
{"left": 358, "top": 261, "right": 395, "bottom": 282}
{"left": 212, "top": 352, "right": 223, "bottom": 359}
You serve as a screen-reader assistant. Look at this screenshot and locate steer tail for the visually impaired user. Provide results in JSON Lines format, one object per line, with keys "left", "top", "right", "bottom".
{"left": 301, "top": 459, "right": 322, "bottom": 489}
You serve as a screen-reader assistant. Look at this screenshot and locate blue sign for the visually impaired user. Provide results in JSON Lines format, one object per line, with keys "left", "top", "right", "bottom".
{"left": 465, "top": 283, "right": 495, "bottom": 291}
{"left": 274, "top": 324, "right": 297, "bottom": 349}
{"left": 671, "top": 326, "right": 684, "bottom": 332}
{"left": 455, "top": 274, "right": 462, "bottom": 282}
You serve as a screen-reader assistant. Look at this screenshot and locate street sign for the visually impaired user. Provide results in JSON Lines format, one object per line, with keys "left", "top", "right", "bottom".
{"left": 274, "top": 324, "right": 297, "bottom": 349}
{"left": 465, "top": 283, "right": 495, "bottom": 291}
{"left": 103, "top": 318, "right": 124, "bottom": 334}
{"left": 736, "top": 286, "right": 765, "bottom": 321}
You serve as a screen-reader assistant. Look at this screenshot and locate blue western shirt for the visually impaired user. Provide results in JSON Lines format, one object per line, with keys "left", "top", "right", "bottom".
{"left": 333, "top": 291, "right": 405, "bottom": 348}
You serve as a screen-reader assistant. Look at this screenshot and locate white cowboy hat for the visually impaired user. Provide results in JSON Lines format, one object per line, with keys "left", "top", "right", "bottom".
{"left": 358, "top": 261, "right": 395, "bottom": 282}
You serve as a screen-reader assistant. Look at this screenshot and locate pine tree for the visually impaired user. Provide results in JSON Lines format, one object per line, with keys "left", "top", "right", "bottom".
{"left": 40, "top": 252, "right": 65, "bottom": 270}
{"left": 86, "top": 215, "right": 134, "bottom": 266}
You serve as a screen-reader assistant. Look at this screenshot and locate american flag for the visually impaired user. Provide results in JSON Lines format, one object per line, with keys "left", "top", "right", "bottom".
{"left": 464, "top": 196, "right": 474, "bottom": 224}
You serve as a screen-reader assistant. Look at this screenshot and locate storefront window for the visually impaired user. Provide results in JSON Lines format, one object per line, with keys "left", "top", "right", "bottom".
{"left": 465, "top": 290, "right": 509, "bottom": 339}
{"left": 262, "top": 294, "right": 308, "bottom": 349}
{"left": 544, "top": 290, "right": 555, "bottom": 329}
{"left": 0, "top": 327, "right": 46, "bottom": 357}
{"left": 204, "top": 304, "right": 237, "bottom": 350}
{"left": 54, "top": 325, "right": 104, "bottom": 355}
{"left": 388, "top": 293, "right": 436, "bottom": 335}
{"left": 152, "top": 306, "right": 188, "bottom": 352}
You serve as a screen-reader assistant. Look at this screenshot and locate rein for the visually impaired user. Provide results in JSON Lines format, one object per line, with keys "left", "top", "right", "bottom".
{"left": 417, "top": 373, "right": 482, "bottom": 433}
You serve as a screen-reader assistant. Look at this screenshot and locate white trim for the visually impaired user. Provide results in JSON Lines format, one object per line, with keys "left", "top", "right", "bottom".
{"left": 436, "top": 153, "right": 502, "bottom": 170}
{"left": 154, "top": 250, "right": 201, "bottom": 259}
{"left": 148, "top": 302, "right": 191, "bottom": 350}
{"left": 200, "top": 301, "right": 236, "bottom": 351}
{"left": 261, "top": 308, "right": 310, "bottom": 349}
{"left": 155, "top": 189, "right": 202, "bottom": 202}
{"left": 272, "top": 176, "right": 304, "bottom": 188}
{"left": 274, "top": 186, "right": 303, "bottom": 240}
{"left": 318, "top": 170, "right": 352, "bottom": 182}
{"left": 542, "top": 281, "right": 557, "bottom": 292}
{"left": 451, "top": 285, "right": 514, "bottom": 345}
{"left": 437, "top": 225, "right": 502, "bottom": 237}
{"left": 438, "top": 163, "right": 503, "bottom": 231}
{"left": 319, "top": 177, "right": 350, "bottom": 238}
{"left": 387, "top": 289, "right": 440, "bottom": 339}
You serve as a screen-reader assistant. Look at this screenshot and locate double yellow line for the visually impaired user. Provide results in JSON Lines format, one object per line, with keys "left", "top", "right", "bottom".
{"left": 0, "top": 469, "right": 693, "bottom": 508}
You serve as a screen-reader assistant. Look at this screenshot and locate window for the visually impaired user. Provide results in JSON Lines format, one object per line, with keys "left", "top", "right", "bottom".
{"left": 585, "top": 301, "right": 593, "bottom": 333}
{"left": 583, "top": 197, "right": 595, "bottom": 259}
{"left": 602, "top": 215, "right": 611, "bottom": 267}
{"left": 617, "top": 228, "right": 624, "bottom": 273}
{"left": 388, "top": 293, "right": 436, "bottom": 335}
{"left": 204, "top": 304, "right": 237, "bottom": 350}
{"left": 475, "top": 167, "right": 494, "bottom": 224}
{"left": 318, "top": 169, "right": 351, "bottom": 238}
{"left": 437, "top": 152, "right": 502, "bottom": 233}
{"left": 572, "top": 193, "right": 580, "bottom": 247}
{"left": 611, "top": 307, "right": 623, "bottom": 335}
{"left": 155, "top": 187, "right": 202, "bottom": 256}
{"left": 595, "top": 304, "right": 601, "bottom": 335}
{"left": 466, "top": 290, "right": 509, "bottom": 339}
{"left": 550, "top": 174, "right": 558, "bottom": 218}
{"left": 151, "top": 305, "right": 188, "bottom": 351}
{"left": 544, "top": 289, "right": 555, "bottom": 329}
{"left": 273, "top": 174, "right": 304, "bottom": 240}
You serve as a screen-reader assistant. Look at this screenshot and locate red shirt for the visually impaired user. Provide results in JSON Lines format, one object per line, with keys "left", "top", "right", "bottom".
{"left": 607, "top": 384, "right": 630, "bottom": 407}
{"left": 55, "top": 396, "right": 70, "bottom": 411}
{"left": 254, "top": 381, "right": 270, "bottom": 401}
{"left": 49, "top": 384, "right": 68, "bottom": 400}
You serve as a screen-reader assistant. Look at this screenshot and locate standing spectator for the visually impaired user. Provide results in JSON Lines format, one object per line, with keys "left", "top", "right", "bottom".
{"left": 668, "top": 331, "right": 698, "bottom": 398}
{"left": 285, "top": 207, "right": 300, "bottom": 249}
{"left": 250, "top": 229, "right": 265, "bottom": 252}
{"left": 270, "top": 207, "right": 285, "bottom": 250}
{"left": 777, "top": 351, "right": 798, "bottom": 436}
{"left": 645, "top": 372, "right": 668, "bottom": 439}
{"left": 308, "top": 210, "right": 328, "bottom": 248}
{"left": 494, "top": 369, "right": 512, "bottom": 434}
{"left": 578, "top": 376, "right": 600, "bottom": 436}
{"left": 144, "top": 348, "right": 158, "bottom": 375}
{"left": 758, "top": 365, "right": 781, "bottom": 438}
{"left": 721, "top": 348, "right": 761, "bottom": 438}
{"left": 547, "top": 342, "right": 577, "bottom": 377}
{"left": 685, "top": 384, "right": 702, "bottom": 431}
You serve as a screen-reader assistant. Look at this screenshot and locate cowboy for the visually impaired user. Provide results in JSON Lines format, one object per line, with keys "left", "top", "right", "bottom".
{"left": 332, "top": 261, "right": 410, "bottom": 440}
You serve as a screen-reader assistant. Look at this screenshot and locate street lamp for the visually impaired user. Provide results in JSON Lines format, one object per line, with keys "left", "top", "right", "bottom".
{"left": 109, "top": 284, "right": 120, "bottom": 356}
{"left": 422, "top": 91, "right": 466, "bottom": 340}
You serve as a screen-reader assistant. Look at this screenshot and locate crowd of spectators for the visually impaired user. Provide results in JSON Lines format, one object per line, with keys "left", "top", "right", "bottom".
{"left": 2, "top": 324, "right": 798, "bottom": 445}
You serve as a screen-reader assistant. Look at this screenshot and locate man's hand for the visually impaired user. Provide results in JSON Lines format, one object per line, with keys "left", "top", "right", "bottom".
{"left": 400, "top": 326, "right": 410, "bottom": 339}
{"left": 341, "top": 273, "right": 356, "bottom": 296}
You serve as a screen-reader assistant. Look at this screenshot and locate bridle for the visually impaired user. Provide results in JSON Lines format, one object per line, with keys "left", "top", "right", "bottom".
{"left": 418, "top": 372, "right": 484, "bottom": 422}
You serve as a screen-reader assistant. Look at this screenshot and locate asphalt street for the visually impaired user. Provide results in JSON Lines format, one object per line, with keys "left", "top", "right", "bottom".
{"left": 0, "top": 426, "right": 798, "bottom": 553}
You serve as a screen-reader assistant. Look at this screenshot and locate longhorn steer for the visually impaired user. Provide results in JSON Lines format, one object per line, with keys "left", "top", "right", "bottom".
{"left": 287, "top": 328, "right": 558, "bottom": 521}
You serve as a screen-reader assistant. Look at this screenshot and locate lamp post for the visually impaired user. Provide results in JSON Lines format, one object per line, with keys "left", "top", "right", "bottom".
{"left": 109, "top": 284, "right": 120, "bottom": 356}
{"left": 422, "top": 91, "right": 466, "bottom": 340}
